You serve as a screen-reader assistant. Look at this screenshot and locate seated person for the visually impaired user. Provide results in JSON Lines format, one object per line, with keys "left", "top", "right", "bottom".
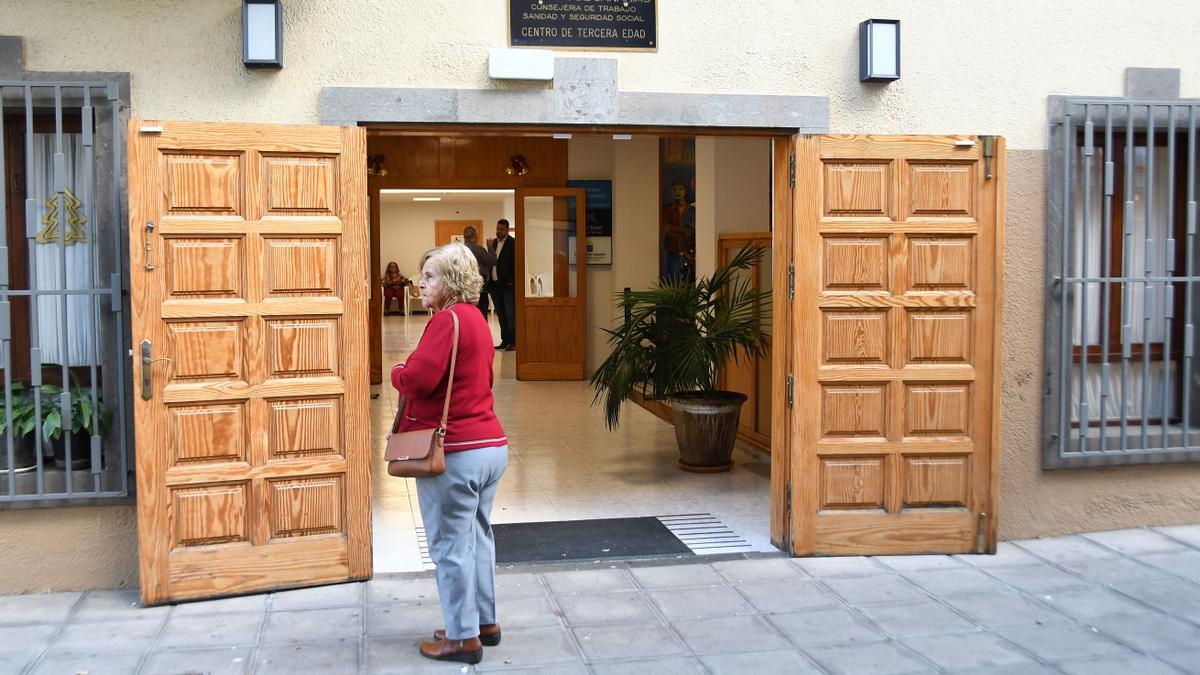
{"left": 382, "top": 261, "right": 410, "bottom": 315}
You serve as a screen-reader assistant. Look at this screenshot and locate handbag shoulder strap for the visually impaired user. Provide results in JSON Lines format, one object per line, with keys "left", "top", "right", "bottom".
{"left": 439, "top": 309, "right": 461, "bottom": 430}
{"left": 389, "top": 308, "right": 462, "bottom": 434}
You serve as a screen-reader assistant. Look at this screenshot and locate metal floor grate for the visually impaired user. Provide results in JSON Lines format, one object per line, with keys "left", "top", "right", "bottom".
{"left": 417, "top": 512, "right": 752, "bottom": 568}
{"left": 415, "top": 526, "right": 433, "bottom": 569}
{"left": 656, "top": 513, "right": 753, "bottom": 555}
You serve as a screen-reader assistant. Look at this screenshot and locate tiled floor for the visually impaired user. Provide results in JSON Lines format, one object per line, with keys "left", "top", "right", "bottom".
{"left": 371, "top": 312, "right": 776, "bottom": 573}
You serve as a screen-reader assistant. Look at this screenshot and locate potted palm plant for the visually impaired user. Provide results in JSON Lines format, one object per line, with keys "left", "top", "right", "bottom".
{"left": 590, "top": 245, "right": 771, "bottom": 472}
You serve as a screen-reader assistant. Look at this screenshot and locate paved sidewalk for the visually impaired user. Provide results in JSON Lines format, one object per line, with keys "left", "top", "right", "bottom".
{"left": 3, "top": 527, "right": 1200, "bottom": 674}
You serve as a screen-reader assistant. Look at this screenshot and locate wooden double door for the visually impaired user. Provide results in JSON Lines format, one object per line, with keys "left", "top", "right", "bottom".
{"left": 775, "top": 134, "right": 1004, "bottom": 556}
{"left": 127, "top": 123, "right": 1000, "bottom": 605}
{"left": 128, "top": 120, "right": 372, "bottom": 604}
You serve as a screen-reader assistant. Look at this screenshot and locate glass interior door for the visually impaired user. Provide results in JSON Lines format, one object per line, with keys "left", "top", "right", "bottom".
{"left": 521, "top": 194, "right": 579, "bottom": 299}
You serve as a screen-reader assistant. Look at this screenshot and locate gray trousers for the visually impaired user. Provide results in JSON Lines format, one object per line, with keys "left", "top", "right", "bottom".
{"left": 416, "top": 444, "right": 508, "bottom": 640}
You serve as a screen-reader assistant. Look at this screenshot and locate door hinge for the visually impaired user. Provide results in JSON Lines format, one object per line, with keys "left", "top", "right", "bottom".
{"left": 787, "top": 263, "right": 794, "bottom": 300}
{"left": 974, "top": 511, "right": 989, "bottom": 553}
{"left": 786, "top": 484, "right": 792, "bottom": 519}
{"left": 788, "top": 152, "right": 796, "bottom": 188}
{"left": 981, "top": 135, "right": 997, "bottom": 180}
{"left": 786, "top": 374, "right": 794, "bottom": 409}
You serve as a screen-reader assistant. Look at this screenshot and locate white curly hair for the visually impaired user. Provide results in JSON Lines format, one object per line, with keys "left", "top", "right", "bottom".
{"left": 420, "top": 243, "right": 484, "bottom": 306}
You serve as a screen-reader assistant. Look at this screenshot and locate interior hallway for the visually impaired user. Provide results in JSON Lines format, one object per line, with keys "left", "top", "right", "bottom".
{"left": 371, "top": 311, "right": 775, "bottom": 573}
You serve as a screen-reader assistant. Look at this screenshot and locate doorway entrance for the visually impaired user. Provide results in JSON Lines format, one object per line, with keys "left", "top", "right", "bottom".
{"left": 366, "top": 129, "right": 782, "bottom": 572}
{"left": 127, "top": 120, "right": 1002, "bottom": 604}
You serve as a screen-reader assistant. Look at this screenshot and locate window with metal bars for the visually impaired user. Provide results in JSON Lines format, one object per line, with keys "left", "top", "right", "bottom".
{"left": 0, "top": 81, "right": 131, "bottom": 504}
{"left": 1045, "top": 99, "right": 1200, "bottom": 468}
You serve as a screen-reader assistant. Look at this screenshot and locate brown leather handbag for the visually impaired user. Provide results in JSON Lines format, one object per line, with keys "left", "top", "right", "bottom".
{"left": 384, "top": 311, "right": 460, "bottom": 478}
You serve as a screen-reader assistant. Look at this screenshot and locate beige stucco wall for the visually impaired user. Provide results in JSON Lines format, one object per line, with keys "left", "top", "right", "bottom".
{"left": 0, "top": 506, "right": 137, "bottom": 593}
{"left": 1000, "top": 150, "right": 1200, "bottom": 538}
{"left": 2, "top": 1, "right": 1199, "bottom": 593}
{"left": 6, "top": 1, "right": 1200, "bottom": 150}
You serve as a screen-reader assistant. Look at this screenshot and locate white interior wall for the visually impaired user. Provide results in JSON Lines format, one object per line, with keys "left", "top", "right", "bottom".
{"left": 696, "top": 137, "right": 773, "bottom": 278}
{"left": 570, "top": 135, "right": 661, "bottom": 373}
{"left": 715, "top": 138, "right": 772, "bottom": 236}
{"left": 568, "top": 136, "right": 617, "bottom": 373}
{"left": 502, "top": 195, "right": 515, "bottom": 233}
{"left": 567, "top": 134, "right": 771, "bottom": 372}
{"left": 379, "top": 198, "right": 508, "bottom": 279}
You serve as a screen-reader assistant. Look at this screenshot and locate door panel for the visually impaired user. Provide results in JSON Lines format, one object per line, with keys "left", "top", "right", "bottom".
{"left": 514, "top": 188, "right": 587, "bottom": 381}
{"left": 130, "top": 120, "right": 371, "bottom": 605}
{"left": 716, "top": 233, "right": 773, "bottom": 451}
{"left": 789, "top": 134, "right": 1002, "bottom": 556}
{"left": 435, "top": 219, "right": 483, "bottom": 247}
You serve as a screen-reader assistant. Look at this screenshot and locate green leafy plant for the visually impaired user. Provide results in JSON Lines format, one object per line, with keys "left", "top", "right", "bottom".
{"left": 0, "top": 383, "right": 39, "bottom": 440}
{"left": 36, "top": 383, "right": 113, "bottom": 443}
{"left": 590, "top": 244, "right": 772, "bottom": 429}
{"left": 1, "top": 368, "right": 113, "bottom": 444}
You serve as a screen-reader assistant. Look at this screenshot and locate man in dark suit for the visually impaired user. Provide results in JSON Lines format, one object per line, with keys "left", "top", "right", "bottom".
{"left": 462, "top": 225, "right": 496, "bottom": 316}
{"left": 488, "top": 219, "right": 516, "bottom": 351}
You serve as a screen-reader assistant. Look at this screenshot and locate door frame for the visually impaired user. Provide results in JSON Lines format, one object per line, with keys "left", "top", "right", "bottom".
{"left": 364, "top": 124, "right": 797, "bottom": 553}
{"left": 364, "top": 125, "right": 790, "bottom": 386}
{"left": 770, "top": 138, "right": 795, "bottom": 551}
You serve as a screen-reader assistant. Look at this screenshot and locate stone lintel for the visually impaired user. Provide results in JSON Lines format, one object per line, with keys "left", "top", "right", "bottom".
{"left": 324, "top": 55, "right": 827, "bottom": 130}
{"left": 322, "top": 85, "right": 828, "bottom": 130}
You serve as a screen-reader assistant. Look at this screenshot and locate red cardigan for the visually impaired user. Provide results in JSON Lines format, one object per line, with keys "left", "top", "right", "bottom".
{"left": 391, "top": 304, "right": 507, "bottom": 452}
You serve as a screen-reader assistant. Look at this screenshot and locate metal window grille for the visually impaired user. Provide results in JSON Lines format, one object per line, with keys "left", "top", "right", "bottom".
{"left": 1045, "top": 99, "right": 1200, "bottom": 468}
{"left": 0, "top": 81, "right": 131, "bottom": 503}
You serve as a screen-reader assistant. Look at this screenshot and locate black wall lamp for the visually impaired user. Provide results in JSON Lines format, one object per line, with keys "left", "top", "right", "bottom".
{"left": 859, "top": 19, "right": 900, "bottom": 83}
{"left": 243, "top": 0, "right": 283, "bottom": 69}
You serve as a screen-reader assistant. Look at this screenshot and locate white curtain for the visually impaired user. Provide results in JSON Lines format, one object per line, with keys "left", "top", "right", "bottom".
{"left": 30, "top": 134, "right": 97, "bottom": 367}
{"left": 1069, "top": 146, "right": 1173, "bottom": 421}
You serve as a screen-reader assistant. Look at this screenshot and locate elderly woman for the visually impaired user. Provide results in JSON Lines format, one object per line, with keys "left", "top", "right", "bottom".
{"left": 389, "top": 243, "right": 507, "bottom": 665}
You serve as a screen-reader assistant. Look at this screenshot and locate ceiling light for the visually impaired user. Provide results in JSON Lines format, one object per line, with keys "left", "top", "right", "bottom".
{"left": 412, "top": 197, "right": 442, "bottom": 202}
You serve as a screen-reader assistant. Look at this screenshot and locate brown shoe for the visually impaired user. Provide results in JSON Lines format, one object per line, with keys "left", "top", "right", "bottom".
{"left": 434, "top": 623, "right": 501, "bottom": 646}
{"left": 418, "top": 636, "right": 483, "bottom": 664}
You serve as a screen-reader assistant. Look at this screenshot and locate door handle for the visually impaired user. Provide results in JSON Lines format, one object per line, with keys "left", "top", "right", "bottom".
{"left": 143, "top": 220, "right": 158, "bottom": 270}
{"left": 140, "top": 339, "right": 173, "bottom": 400}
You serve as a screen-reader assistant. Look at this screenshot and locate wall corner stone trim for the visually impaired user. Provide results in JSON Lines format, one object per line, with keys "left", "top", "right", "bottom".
{"left": 0, "top": 34, "right": 132, "bottom": 103}
{"left": 0, "top": 35, "right": 25, "bottom": 77}
{"left": 1125, "top": 67, "right": 1182, "bottom": 100}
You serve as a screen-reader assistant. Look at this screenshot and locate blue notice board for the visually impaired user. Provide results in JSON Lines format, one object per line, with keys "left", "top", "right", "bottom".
{"left": 567, "top": 180, "right": 613, "bottom": 265}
